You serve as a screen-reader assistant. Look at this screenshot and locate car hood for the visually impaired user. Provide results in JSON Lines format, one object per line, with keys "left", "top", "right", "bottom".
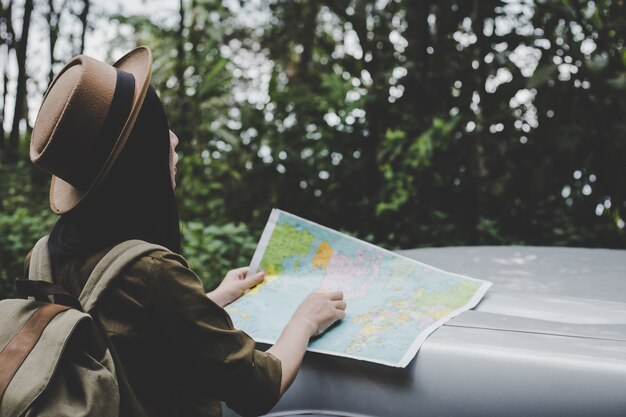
{"left": 401, "top": 246, "right": 626, "bottom": 341}
{"left": 232, "top": 246, "right": 626, "bottom": 417}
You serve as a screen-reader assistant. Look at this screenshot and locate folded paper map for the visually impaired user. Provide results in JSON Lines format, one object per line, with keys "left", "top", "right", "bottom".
{"left": 226, "top": 209, "right": 492, "bottom": 367}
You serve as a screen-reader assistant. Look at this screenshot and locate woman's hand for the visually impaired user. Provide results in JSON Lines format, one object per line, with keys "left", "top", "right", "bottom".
{"left": 267, "top": 290, "right": 346, "bottom": 395}
{"left": 291, "top": 291, "right": 347, "bottom": 337}
{"left": 206, "top": 267, "right": 265, "bottom": 308}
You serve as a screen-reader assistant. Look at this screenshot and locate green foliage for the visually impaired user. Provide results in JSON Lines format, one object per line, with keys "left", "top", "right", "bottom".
{"left": 0, "top": 208, "right": 56, "bottom": 297}
{"left": 527, "top": 64, "right": 559, "bottom": 89}
{"left": 1, "top": 0, "right": 625, "bottom": 301}
{"left": 376, "top": 117, "right": 459, "bottom": 219}
{"left": 0, "top": 163, "right": 56, "bottom": 298}
{"left": 181, "top": 221, "right": 258, "bottom": 290}
{"left": 111, "top": 0, "right": 626, "bottom": 251}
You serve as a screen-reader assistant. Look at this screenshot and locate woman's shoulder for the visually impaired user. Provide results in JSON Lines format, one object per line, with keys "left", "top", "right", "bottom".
{"left": 125, "top": 247, "right": 204, "bottom": 291}
{"left": 124, "top": 246, "right": 185, "bottom": 277}
{"left": 122, "top": 247, "right": 211, "bottom": 315}
{"left": 140, "top": 247, "right": 189, "bottom": 269}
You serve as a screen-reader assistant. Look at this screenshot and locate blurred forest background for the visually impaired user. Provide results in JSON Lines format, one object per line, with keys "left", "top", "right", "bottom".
{"left": 1, "top": 0, "right": 625, "bottom": 296}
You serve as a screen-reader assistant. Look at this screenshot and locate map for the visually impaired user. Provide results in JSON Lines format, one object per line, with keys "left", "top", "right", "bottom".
{"left": 226, "top": 209, "right": 492, "bottom": 367}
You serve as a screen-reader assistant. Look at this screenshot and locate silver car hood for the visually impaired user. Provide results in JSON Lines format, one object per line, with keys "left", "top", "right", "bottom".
{"left": 225, "top": 246, "right": 626, "bottom": 417}
{"left": 413, "top": 246, "right": 626, "bottom": 340}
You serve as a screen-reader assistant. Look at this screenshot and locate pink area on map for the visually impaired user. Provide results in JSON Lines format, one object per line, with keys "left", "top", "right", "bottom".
{"left": 320, "top": 249, "right": 381, "bottom": 299}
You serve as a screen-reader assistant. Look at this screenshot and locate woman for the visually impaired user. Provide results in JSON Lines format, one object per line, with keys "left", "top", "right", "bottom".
{"left": 27, "top": 46, "right": 346, "bottom": 416}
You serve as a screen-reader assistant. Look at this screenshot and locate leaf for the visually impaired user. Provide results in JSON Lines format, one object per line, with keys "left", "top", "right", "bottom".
{"left": 527, "top": 63, "right": 558, "bottom": 88}
{"left": 216, "top": 127, "right": 241, "bottom": 147}
{"left": 585, "top": 55, "right": 609, "bottom": 72}
{"left": 589, "top": 9, "right": 603, "bottom": 29}
{"left": 204, "top": 58, "right": 228, "bottom": 83}
{"left": 607, "top": 74, "right": 626, "bottom": 89}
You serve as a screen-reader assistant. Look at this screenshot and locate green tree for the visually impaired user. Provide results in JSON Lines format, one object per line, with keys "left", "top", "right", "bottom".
{"left": 225, "top": 0, "right": 625, "bottom": 248}
{"left": 1, "top": 0, "right": 624, "bottom": 300}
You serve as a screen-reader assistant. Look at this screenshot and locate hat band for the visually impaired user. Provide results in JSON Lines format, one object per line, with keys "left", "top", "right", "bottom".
{"left": 65, "top": 69, "right": 135, "bottom": 188}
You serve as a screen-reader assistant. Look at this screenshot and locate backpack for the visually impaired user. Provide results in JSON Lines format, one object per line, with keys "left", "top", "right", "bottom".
{"left": 0, "top": 236, "right": 167, "bottom": 417}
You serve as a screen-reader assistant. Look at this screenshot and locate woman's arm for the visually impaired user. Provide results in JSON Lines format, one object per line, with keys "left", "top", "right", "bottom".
{"left": 147, "top": 255, "right": 282, "bottom": 416}
{"left": 208, "top": 267, "right": 347, "bottom": 395}
{"left": 268, "top": 290, "right": 346, "bottom": 394}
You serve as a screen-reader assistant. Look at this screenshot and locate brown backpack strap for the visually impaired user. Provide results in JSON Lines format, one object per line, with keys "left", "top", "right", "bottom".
{"left": 0, "top": 304, "right": 70, "bottom": 403}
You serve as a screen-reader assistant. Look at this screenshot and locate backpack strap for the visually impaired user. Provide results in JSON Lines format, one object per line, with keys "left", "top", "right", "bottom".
{"left": 79, "top": 240, "right": 168, "bottom": 314}
{"left": 28, "top": 236, "right": 53, "bottom": 282}
{"left": 0, "top": 303, "right": 70, "bottom": 403}
{"left": 28, "top": 236, "right": 168, "bottom": 313}
{"left": 15, "top": 279, "right": 83, "bottom": 310}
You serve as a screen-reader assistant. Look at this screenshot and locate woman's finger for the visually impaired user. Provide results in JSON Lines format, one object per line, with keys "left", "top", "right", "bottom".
{"left": 327, "top": 291, "right": 344, "bottom": 301}
{"left": 247, "top": 270, "right": 265, "bottom": 283}
{"left": 231, "top": 266, "right": 249, "bottom": 275}
{"left": 333, "top": 300, "right": 347, "bottom": 311}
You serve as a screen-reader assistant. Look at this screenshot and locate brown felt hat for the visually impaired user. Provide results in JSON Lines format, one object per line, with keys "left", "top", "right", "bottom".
{"left": 30, "top": 46, "right": 153, "bottom": 214}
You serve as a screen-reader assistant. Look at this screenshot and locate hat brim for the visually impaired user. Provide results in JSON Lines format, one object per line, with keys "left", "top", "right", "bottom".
{"left": 50, "top": 46, "right": 153, "bottom": 214}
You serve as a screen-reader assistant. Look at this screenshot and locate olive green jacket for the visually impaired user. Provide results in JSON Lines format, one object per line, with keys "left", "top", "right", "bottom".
{"left": 25, "top": 245, "right": 281, "bottom": 417}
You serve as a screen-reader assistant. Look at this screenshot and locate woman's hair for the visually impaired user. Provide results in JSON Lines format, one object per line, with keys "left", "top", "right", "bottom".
{"left": 47, "top": 85, "right": 181, "bottom": 268}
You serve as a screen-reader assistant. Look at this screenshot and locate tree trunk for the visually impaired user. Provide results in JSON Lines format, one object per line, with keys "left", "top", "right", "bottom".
{"left": 403, "top": 0, "right": 432, "bottom": 130}
{"left": 8, "top": 0, "right": 33, "bottom": 163}
{"left": 1, "top": 0, "right": 13, "bottom": 157}
{"left": 466, "top": 0, "right": 490, "bottom": 243}
{"left": 1, "top": 46, "right": 8, "bottom": 152}
{"left": 296, "top": 0, "right": 318, "bottom": 83}
{"left": 78, "top": 0, "right": 89, "bottom": 53}
{"left": 175, "top": 0, "right": 191, "bottom": 143}
{"left": 47, "top": 0, "right": 60, "bottom": 84}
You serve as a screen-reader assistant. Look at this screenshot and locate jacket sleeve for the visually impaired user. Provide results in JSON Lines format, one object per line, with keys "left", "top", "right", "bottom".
{"left": 142, "top": 250, "right": 282, "bottom": 417}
